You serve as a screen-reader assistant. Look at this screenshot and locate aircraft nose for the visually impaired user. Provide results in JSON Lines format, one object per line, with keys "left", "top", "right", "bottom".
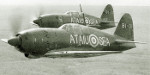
{"left": 8, "top": 37, "right": 21, "bottom": 46}
{"left": 33, "top": 19, "right": 39, "bottom": 24}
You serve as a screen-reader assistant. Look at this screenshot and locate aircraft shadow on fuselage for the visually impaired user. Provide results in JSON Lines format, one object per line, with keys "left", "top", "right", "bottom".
{"left": 42, "top": 51, "right": 122, "bottom": 58}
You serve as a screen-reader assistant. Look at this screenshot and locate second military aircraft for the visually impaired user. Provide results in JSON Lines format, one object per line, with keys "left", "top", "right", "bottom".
{"left": 33, "top": 4, "right": 115, "bottom": 29}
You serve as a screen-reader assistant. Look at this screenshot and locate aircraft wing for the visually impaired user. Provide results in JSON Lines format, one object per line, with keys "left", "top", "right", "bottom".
{"left": 44, "top": 51, "right": 121, "bottom": 58}
{"left": 115, "top": 39, "right": 147, "bottom": 44}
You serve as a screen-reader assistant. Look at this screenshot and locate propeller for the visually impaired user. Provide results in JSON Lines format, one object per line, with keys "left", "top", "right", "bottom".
{"left": 1, "top": 6, "right": 40, "bottom": 58}
{"left": 1, "top": 8, "right": 23, "bottom": 48}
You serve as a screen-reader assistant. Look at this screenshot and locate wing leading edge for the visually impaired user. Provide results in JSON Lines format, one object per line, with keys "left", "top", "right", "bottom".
{"left": 44, "top": 51, "right": 121, "bottom": 58}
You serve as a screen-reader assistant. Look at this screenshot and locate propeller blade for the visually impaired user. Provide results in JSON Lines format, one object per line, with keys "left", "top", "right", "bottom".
{"left": 9, "top": 13, "right": 23, "bottom": 35}
{"left": 79, "top": 4, "right": 86, "bottom": 25}
{"left": 79, "top": 4, "right": 83, "bottom": 12}
{"left": 36, "top": 5, "right": 44, "bottom": 18}
{"left": 1, "top": 39, "right": 8, "bottom": 43}
{"left": 30, "top": 5, "right": 44, "bottom": 25}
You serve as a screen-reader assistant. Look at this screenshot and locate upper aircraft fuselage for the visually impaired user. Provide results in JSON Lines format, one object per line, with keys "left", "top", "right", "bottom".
{"left": 33, "top": 4, "right": 115, "bottom": 29}
{"left": 33, "top": 11, "right": 115, "bottom": 29}
{"left": 34, "top": 11, "right": 100, "bottom": 27}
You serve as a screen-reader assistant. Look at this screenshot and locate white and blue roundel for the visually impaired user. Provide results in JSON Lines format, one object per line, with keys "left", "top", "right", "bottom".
{"left": 89, "top": 34, "right": 99, "bottom": 47}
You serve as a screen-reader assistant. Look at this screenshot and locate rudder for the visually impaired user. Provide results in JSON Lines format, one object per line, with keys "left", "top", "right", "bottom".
{"left": 100, "top": 4, "right": 115, "bottom": 28}
{"left": 114, "top": 13, "right": 134, "bottom": 41}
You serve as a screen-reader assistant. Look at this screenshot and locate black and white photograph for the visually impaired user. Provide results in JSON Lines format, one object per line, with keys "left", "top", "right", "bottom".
{"left": 0, "top": 0, "right": 149, "bottom": 75}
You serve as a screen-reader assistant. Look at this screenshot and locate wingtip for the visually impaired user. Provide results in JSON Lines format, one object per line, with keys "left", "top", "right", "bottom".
{"left": 1, "top": 39, "right": 8, "bottom": 43}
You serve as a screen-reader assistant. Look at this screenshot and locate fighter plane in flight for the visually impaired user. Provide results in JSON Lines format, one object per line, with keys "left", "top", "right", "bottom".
{"left": 1, "top": 13, "right": 145, "bottom": 58}
{"left": 33, "top": 4, "right": 115, "bottom": 29}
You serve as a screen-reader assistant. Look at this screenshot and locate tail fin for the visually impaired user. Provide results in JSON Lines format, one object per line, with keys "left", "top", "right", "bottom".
{"left": 114, "top": 13, "right": 134, "bottom": 41}
{"left": 100, "top": 4, "right": 115, "bottom": 28}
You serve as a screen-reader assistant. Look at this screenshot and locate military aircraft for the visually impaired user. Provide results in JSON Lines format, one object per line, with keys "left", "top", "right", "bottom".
{"left": 1, "top": 13, "right": 146, "bottom": 58}
{"left": 33, "top": 4, "right": 115, "bottom": 29}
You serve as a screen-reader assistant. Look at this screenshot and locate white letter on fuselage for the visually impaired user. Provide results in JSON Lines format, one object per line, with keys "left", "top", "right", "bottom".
{"left": 70, "top": 35, "right": 75, "bottom": 44}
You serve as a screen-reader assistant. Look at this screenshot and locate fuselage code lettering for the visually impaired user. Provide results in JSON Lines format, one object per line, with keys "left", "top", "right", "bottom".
{"left": 70, "top": 34, "right": 110, "bottom": 47}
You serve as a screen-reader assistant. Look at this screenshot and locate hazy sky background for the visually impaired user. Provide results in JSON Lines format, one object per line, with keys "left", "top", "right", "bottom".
{"left": 0, "top": 0, "right": 150, "bottom": 6}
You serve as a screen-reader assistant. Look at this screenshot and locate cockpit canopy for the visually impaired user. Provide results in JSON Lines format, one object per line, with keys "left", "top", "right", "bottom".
{"left": 59, "top": 23, "right": 81, "bottom": 30}
{"left": 65, "top": 11, "right": 80, "bottom": 17}
{"left": 59, "top": 23, "right": 90, "bottom": 34}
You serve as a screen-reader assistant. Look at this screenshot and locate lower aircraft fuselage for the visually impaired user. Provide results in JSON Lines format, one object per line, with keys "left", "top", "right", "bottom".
{"left": 2, "top": 13, "right": 137, "bottom": 58}
{"left": 18, "top": 24, "right": 134, "bottom": 56}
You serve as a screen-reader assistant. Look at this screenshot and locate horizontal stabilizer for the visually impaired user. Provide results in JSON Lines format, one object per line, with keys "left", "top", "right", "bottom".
{"left": 1, "top": 39, "right": 8, "bottom": 43}
{"left": 116, "top": 40, "right": 147, "bottom": 44}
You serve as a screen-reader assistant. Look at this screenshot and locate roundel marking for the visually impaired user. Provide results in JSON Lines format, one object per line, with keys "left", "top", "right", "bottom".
{"left": 85, "top": 17, "right": 89, "bottom": 24}
{"left": 89, "top": 34, "right": 99, "bottom": 47}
